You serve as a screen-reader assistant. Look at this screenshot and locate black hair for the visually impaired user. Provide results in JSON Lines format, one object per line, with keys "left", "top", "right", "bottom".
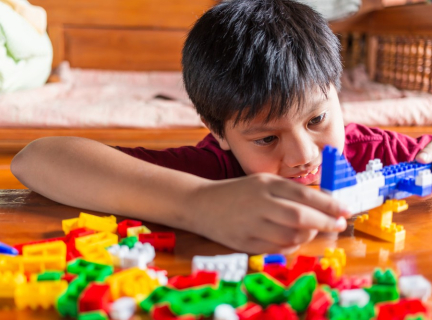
{"left": 182, "top": 0, "right": 342, "bottom": 138}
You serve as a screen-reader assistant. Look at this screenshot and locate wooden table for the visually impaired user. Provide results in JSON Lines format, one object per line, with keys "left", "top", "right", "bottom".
{"left": 1, "top": 189, "right": 432, "bottom": 319}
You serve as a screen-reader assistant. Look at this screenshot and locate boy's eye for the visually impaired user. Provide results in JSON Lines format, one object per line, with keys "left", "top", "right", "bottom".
{"left": 254, "top": 135, "right": 277, "bottom": 146}
{"left": 309, "top": 112, "right": 327, "bottom": 125}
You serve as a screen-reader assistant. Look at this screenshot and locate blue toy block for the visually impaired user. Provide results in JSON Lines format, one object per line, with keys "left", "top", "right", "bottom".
{"left": 321, "top": 146, "right": 357, "bottom": 191}
{"left": 397, "top": 178, "right": 432, "bottom": 197}
{"left": 264, "top": 254, "right": 287, "bottom": 266}
{"left": 0, "top": 241, "right": 18, "bottom": 255}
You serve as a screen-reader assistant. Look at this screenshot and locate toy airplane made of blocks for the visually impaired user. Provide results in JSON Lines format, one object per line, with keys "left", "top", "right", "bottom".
{"left": 320, "top": 145, "right": 432, "bottom": 214}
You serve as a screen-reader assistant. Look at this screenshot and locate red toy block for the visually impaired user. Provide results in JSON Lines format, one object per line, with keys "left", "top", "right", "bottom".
{"left": 139, "top": 232, "right": 176, "bottom": 252}
{"left": 13, "top": 237, "right": 66, "bottom": 254}
{"left": 314, "top": 264, "right": 338, "bottom": 287}
{"left": 263, "top": 264, "right": 291, "bottom": 286}
{"left": 61, "top": 273, "right": 77, "bottom": 283}
{"left": 168, "top": 271, "right": 218, "bottom": 289}
{"left": 64, "top": 227, "right": 94, "bottom": 243}
{"left": 117, "top": 219, "right": 142, "bottom": 238}
{"left": 78, "top": 283, "right": 112, "bottom": 313}
{"left": 332, "top": 275, "right": 372, "bottom": 290}
{"left": 305, "top": 288, "right": 332, "bottom": 320}
{"left": 377, "top": 299, "right": 427, "bottom": 320}
{"left": 151, "top": 305, "right": 201, "bottom": 320}
{"left": 236, "top": 302, "right": 263, "bottom": 320}
{"left": 262, "top": 304, "right": 298, "bottom": 320}
{"left": 287, "top": 255, "right": 318, "bottom": 285}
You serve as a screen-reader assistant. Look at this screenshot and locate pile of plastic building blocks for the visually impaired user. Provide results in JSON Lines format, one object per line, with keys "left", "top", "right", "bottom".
{"left": 0, "top": 211, "right": 431, "bottom": 320}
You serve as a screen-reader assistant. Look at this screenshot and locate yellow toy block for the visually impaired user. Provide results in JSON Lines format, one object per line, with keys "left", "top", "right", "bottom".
{"left": 354, "top": 214, "right": 406, "bottom": 243}
{"left": 78, "top": 246, "right": 113, "bottom": 265}
{"left": 22, "top": 240, "right": 66, "bottom": 257}
{"left": 62, "top": 218, "right": 79, "bottom": 235}
{"left": 323, "top": 248, "right": 346, "bottom": 267}
{"left": 383, "top": 199, "right": 408, "bottom": 213}
{"left": 320, "top": 257, "right": 342, "bottom": 277}
{"left": 75, "top": 232, "right": 118, "bottom": 265}
{"left": 0, "top": 254, "right": 66, "bottom": 273}
{"left": 106, "top": 267, "right": 161, "bottom": 300}
{"left": 127, "top": 225, "right": 151, "bottom": 237}
{"left": 15, "top": 280, "right": 68, "bottom": 309}
{"left": 0, "top": 271, "right": 27, "bottom": 298}
{"left": 249, "top": 254, "right": 264, "bottom": 271}
{"left": 77, "top": 212, "right": 118, "bottom": 233}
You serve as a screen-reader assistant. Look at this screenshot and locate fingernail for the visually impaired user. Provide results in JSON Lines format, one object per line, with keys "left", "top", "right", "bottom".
{"left": 335, "top": 217, "right": 347, "bottom": 231}
{"left": 418, "top": 152, "right": 430, "bottom": 163}
{"left": 339, "top": 203, "right": 352, "bottom": 217}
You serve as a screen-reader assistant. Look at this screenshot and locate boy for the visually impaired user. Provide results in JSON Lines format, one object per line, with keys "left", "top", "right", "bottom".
{"left": 11, "top": 0, "right": 432, "bottom": 254}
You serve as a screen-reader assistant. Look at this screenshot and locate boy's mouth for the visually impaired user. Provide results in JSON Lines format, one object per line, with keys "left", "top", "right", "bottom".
{"left": 287, "top": 166, "right": 321, "bottom": 185}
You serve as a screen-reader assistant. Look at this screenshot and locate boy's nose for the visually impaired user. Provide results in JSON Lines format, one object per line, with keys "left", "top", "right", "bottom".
{"left": 282, "top": 139, "right": 319, "bottom": 169}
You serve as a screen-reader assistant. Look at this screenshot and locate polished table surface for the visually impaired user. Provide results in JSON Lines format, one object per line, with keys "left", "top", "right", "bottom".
{"left": 1, "top": 189, "right": 432, "bottom": 319}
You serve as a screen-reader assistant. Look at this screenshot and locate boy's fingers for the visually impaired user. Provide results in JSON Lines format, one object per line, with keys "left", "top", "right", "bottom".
{"left": 268, "top": 198, "right": 347, "bottom": 232}
{"left": 416, "top": 149, "right": 432, "bottom": 163}
{"left": 258, "top": 220, "right": 318, "bottom": 246}
{"left": 270, "top": 179, "right": 352, "bottom": 218}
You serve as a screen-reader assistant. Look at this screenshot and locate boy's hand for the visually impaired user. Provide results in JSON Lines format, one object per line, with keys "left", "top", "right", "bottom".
{"left": 416, "top": 142, "right": 432, "bottom": 163}
{"left": 192, "top": 173, "right": 351, "bottom": 254}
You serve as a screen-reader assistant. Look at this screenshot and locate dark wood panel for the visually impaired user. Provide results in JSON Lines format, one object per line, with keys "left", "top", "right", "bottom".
{"left": 30, "top": 0, "right": 217, "bottom": 29}
{"left": 64, "top": 28, "right": 186, "bottom": 70}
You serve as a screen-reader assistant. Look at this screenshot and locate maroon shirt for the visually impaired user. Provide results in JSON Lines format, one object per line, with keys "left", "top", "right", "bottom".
{"left": 116, "top": 123, "right": 432, "bottom": 180}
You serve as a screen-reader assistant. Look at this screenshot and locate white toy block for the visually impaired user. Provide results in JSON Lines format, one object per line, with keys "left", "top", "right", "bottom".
{"left": 109, "top": 297, "right": 136, "bottom": 320}
{"left": 399, "top": 275, "right": 431, "bottom": 301}
{"left": 147, "top": 268, "right": 168, "bottom": 286}
{"left": 192, "top": 253, "right": 248, "bottom": 282}
{"left": 339, "top": 289, "right": 370, "bottom": 308}
{"left": 214, "top": 304, "right": 239, "bottom": 320}
{"left": 107, "top": 242, "right": 155, "bottom": 269}
{"left": 366, "top": 159, "right": 383, "bottom": 172}
{"left": 360, "top": 196, "right": 384, "bottom": 212}
{"left": 415, "top": 170, "right": 432, "bottom": 187}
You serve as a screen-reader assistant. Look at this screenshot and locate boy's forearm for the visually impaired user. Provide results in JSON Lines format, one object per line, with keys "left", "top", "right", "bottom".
{"left": 11, "top": 137, "right": 207, "bottom": 232}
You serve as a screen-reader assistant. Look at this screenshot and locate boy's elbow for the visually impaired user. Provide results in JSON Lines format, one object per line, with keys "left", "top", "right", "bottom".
{"left": 10, "top": 139, "right": 43, "bottom": 180}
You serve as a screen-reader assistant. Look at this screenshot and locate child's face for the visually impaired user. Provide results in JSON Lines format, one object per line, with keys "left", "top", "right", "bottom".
{"left": 212, "top": 84, "right": 345, "bottom": 185}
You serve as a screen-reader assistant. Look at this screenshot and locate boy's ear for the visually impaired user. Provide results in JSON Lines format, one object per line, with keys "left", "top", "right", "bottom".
{"left": 201, "top": 117, "right": 231, "bottom": 151}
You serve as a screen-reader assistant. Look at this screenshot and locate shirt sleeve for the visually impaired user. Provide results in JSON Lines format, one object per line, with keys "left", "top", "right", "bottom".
{"left": 115, "top": 134, "right": 245, "bottom": 180}
{"left": 344, "top": 123, "right": 432, "bottom": 172}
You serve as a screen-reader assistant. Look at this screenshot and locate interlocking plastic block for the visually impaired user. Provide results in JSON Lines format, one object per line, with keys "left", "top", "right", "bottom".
{"left": 366, "top": 159, "right": 383, "bottom": 172}
{"left": 13, "top": 237, "right": 66, "bottom": 255}
{"left": 169, "top": 286, "right": 223, "bottom": 317}
{"left": 0, "top": 271, "right": 27, "bottom": 297}
{"left": 56, "top": 276, "right": 90, "bottom": 317}
{"left": 118, "top": 236, "right": 138, "bottom": 249}
{"left": 79, "top": 283, "right": 112, "bottom": 313}
{"left": 323, "top": 248, "right": 346, "bottom": 267}
{"left": 77, "top": 212, "right": 118, "bottom": 233}
{"left": 193, "top": 253, "right": 248, "bottom": 282}
{"left": 0, "top": 241, "right": 19, "bottom": 255}
{"left": 243, "top": 273, "right": 286, "bottom": 307}
{"left": 75, "top": 232, "right": 118, "bottom": 264}
{"left": 262, "top": 304, "right": 298, "bottom": 320}
{"left": 0, "top": 253, "right": 66, "bottom": 273}
{"left": 107, "top": 242, "right": 155, "bottom": 269}
{"left": 61, "top": 273, "right": 77, "bottom": 283}
{"left": 332, "top": 275, "right": 372, "bottom": 290}
{"left": 64, "top": 228, "right": 95, "bottom": 262}
{"left": 320, "top": 145, "right": 357, "bottom": 191}
{"left": 139, "top": 232, "right": 176, "bottom": 252}
{"left": 287, "top": 255, "right": 318, "bottom": 285}
{"left": 415, "top": 170, "right": 432, "bottom": 186}
{"left": 15, "top": 280, "right": 68, "bottom": 310}
{"left": 373, "top": 268, "right": 398, "bottom": 286}
{"left": 151, "top": 305, "right": 199, "bottom": 320}
{"left": 67, "top": 259, "right": 114, "bottom": 282}
{"left": 218, "top": 280, "right": 248, "bottom": 308}
{"left": 33, "top": 270, "right": 64, "bottom": 282}
{"left": 328, "top": 302, "right": 375, "bottom": 320}
{"left": 305, "top": 288, "right": 332, "bottom": 320}
{"left": 62, "top": 218, "right": 79, "bottom": 235}
{"left": 117, "top": 219, "right": 142, "bottom": 238}
{"left": 22, "top": 240, "right": 66, "bottom": 257}
{"left": 364, "top": 284, "right": 399, "bottom": 304}
{"left": 168, "top": 270, "right": 218, "bottom": 289}
{"left": 377, "top": 299, "right": 427, "bottom": 320}
{"left": 339, "top": 289, "right": 370, "bottom": 308}
{"left": 78, "top": 311, "right": 109, "bottom": 320}
{"left": 354, "top": 214, "right": 406, "bottom": 243}
{"left": 397, "top": 177, "right": 432, "bottom": 197}
{"left": 249, "top": 254, "right": 265, "bottom": 272}
{"left": 264, "top": 254, "right": 286, "bottom": 266}
{"left": 236, "top": 302, "right": 263, "bottom": 320}
{"left": 109, "top": 297, "right": 137, "bottom": 320}
{"left": 285, "top": 274, "right": 317, "bottom": 313}
{"left": 214, "top": 304, "right": 238, "bottom": 320}
{"left": 263, "top": 263, "right": 291, "bottom": 286}
{"left": 399, "top": 275, "right": 431, "bottom": 301}
{"left": 106, "top": 267, "right": 162, "bottom": 300}
{"left": 127, "top": 225, "right": 151, "bottom": 237}
{"left": 313, "top": 264, "right": 338, "bottom": 287}
{"left": 139, "top": 285, "right": 176, "bottom": 313}
{"left": 320, "top": 258, "right": 342, "bottom": 278}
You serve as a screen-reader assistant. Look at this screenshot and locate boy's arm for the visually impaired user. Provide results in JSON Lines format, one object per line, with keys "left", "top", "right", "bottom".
{"left": 11, "top": 137, "right": 350, "bottom": 253}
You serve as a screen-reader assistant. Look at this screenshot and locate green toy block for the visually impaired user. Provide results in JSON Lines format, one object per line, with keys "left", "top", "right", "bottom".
{"left": 364, "top": 284, "right": 399, "bottom": 304}
{"left": 169, "top": 286, "right": 223, "bottom": 317}
{"left": 139, "top": 286, "right": 176, "bottom": 313}
{"left": 56, "top": 276, "right": 90, "bottom": 317}
{"left": 118, "top": 236, "right": 138, "bottom": 248}
{"left": 285, "top": 274, "right": 317, "bottom": 313}
{"left": 373, "top": 268, "right": 398, "bottom": 286}
{"left": 37, "top": 270, "right": 64, "bottom": 281}
{"left": 78, "top": 311, "right": 108, "bottom": 320}
{"left": 218, "top": 280, "right": 248, "bottom": 308}
{"left": 243, "top": 273, "right": 286, "bottom": 307}
{"left": 328, "top": 302, "right": 376, "bottom": 320}
{"left": 67, "top": 259, "right": 113, "bottom": 282}
{"left": 405, "top": 315, "right": 427, "bottom": 320}
{"left": 321, "top": 284, "right": 339, "bottom": 304}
